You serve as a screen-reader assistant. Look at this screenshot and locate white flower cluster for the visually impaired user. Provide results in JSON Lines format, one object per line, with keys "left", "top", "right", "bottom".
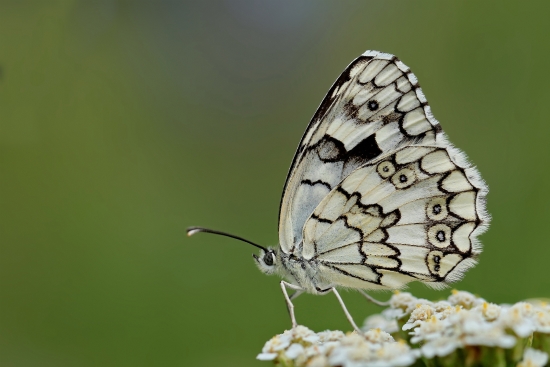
{"left": 257, "top": 325, "right": 419, "bottom": 367}
{"left": 258, "top": 290, "right": 550, "bottom": 367}
{"left": 388, "top": 290, "right": 550, "bottom": 359}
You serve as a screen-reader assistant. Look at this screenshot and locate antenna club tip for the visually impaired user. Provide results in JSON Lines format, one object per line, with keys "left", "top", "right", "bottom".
{"left": 186, "top": 227, "right": 200, "bottom": 237}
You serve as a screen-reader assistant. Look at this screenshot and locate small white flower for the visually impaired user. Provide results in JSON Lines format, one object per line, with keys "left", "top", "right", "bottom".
{"left": 410, "top": 316, "right": 449, "bottom": 343}
{"left": 285, "top": 343, "right": 306, "bottom": 359}
{"left": 432, "top": 300, "right": 453, "bottom": 313}
{"left": 256, "top": 352, "right": 278, "bottom": 361}
{"left": 534, "top": 310, "right": 550, "bottom": 333}
{"left": 477, "top": 302, "right": 501, "bottom": 321}
{"left": 363, "top": 314, "right": 399, "bottom": 334}
{"left": 517, "top": 348, "right": 549, "bottom": 367}
{"left": 317, "top": 341, "right": 340, "bottom": 357}
{"left": 307, "top": 354, "right": 329, "bottom": 367}
{"left": 463, "top": 323, "right": 516, "bottom": 348}
{"left": 317, "top": 330, "right": 345, "bottom": 343}
{"left": 258, "top": 326, "right": 319, "bottom": 362}
{"left": 405, "top": 299, "right": 434, "bottom": 314}
{"left": 448, "top": 290, "right": 481, "bottom": 309}
{"left": 261, "top": 333, "right": 292, "bottom": 353}
{"left": 373, "top": 340, "right": 420, "bottom": 367}
{"left": 257, "top": 333, "right": 293, "bottom": 360}
{"left": 328, "top": 335, "right": 418, "bottom": 367}
{"left": 389, "top": 291, "right": 417, "bottom": 311}
{"left": 382, "top": 307, "right": 407, "bottom": 320}
{"left": 519, "top": 302, "right": 536, "bottom": 317}
{"left": 339, "top": 332, "right": 370, "bottom": 347}
{"left": 347, "top": 346, "right": 374, "bottom": 362}
{"left": 304, "top": 343, "right": 329, "bottom": 358}
{"left": 329, "top": 344, "right": 372, "bottom": 367}
{"left": 364, "top": 328, "right": 394, "bottom": 344}
{"left": 458, "top": 309, "right": 487, "bottom": 334}
{"left": 501, "top": 303, "right": 537, "bottom": 337}
{"left": 328, "top": 333, "right": 374, "bottom": 367}
{"left": 285, "top": 325, "right": 318, "bottom": 342}
{"left": 420, "top": 334, "right": 462, "bottom": 358}
{"left": 436, "top": 305, "right": 462, "bottom": 320}
{"left": 403, "top": 304, "right": 435, "bottom": 330}
{"left": 304, "top": 334, "right": 321, "bottom": 343}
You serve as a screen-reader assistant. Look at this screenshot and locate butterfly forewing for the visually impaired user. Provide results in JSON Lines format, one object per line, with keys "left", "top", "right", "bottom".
{"left": 279, "top": 50, "right": 489, "bottom": 289}
{"left": 279, "top": 51, "right": 442, "bottom": 254}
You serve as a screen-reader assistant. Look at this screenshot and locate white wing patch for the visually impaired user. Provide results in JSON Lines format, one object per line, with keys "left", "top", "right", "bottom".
{"left": 301, "top": 145, "right": 488, "bottom": 289}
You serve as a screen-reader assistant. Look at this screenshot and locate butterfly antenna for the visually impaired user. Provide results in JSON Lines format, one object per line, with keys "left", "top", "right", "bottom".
{"left": 186, "top": 226, "right": 268, "bottom": 252}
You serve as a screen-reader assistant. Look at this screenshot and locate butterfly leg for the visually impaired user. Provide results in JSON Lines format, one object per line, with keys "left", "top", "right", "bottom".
{"left": 330, "top": 287, "right": 362, "bottom": 333}
{"left": 358, "top": 289, "right": 390, "bottom": 307}
{"left": 280, "top": 281, "right": 303, "bottom": 329}
{"left": 290, "top": 289, "right": 304, "bottom": 301}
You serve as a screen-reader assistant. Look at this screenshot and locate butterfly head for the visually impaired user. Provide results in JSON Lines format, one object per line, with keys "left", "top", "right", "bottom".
{"left": 253, "top": 247, "right": 278, "bottom": 275}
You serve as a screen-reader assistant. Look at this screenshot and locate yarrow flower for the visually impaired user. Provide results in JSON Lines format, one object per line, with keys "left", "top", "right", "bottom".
{"left": 517, "top": 348, "right": 549, "bottom": 367}
{"left": 258, "top": 327, "right": 419, "bottom": 367}
{"left": 362, "top": 314, "right": 399, "bottom": 334}
{"left": 501, "top": 302, "right": 538, "bottom": 337}
{"left": 328, "top": 332, "right": 419, "bottom": 367}
{"left": 258, "top": 290, "right": 550, "bottom": 367}
{"left": 478, "top": 302, "right": 501, "bottom": 321}
{"left": 257, "top": 333, "right": 292, "bottom": 361}
{"left": 402, "top": 303, "right": 435, "bottom": 330}
{"left": 447, "top": 289, "right": 482, "bottom": 309}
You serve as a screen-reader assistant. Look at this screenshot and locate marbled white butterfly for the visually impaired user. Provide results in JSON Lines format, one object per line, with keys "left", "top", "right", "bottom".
{"left": 188, "top": 50, "right": 490, "bottom": 332}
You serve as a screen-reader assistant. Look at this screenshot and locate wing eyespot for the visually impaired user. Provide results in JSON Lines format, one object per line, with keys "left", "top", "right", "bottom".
{"left": 428, "top": 224, "right": 452, "bottom": 248}
{"left": 426, "top": 197, "right": 448, "bottom": 221}
{"left": 427, "top": 250, "right": 462, "bottom": 278}
{"left": 391, "top": 167, "right": 416, "bottom": 189}
{"left": 367, "top": 100, "right": 379, "bottom": 111}
{"left": 377, "top": 161, "right": 395, "bottom": 178}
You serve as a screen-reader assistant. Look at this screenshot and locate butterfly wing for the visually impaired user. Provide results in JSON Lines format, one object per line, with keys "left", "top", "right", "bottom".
{"left": 303, "top": 144, "right": 490, "bottom": 290}
{"left": 279, "top": 51, "right": 442, "bottom": 253}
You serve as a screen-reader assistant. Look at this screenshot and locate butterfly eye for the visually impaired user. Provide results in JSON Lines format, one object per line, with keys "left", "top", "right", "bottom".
{"left": 264, "top": 252, "right": 274, "bottom": 266}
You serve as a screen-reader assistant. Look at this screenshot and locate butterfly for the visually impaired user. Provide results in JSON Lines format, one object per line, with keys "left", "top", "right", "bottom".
{"left": 188, "top": 50, "right": 490, "bottom": 332}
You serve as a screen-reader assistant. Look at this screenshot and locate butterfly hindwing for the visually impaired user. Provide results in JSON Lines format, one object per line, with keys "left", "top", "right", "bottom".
{"left": 301, "top": 145, "right": 489, "bottom": 289}
{"left": 279, "top": 51, "right": 442, "bottom": 253}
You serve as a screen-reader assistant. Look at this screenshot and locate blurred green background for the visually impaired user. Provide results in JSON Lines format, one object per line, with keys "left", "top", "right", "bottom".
{"left": 1, "top": 1, "right": 549, "bottom": 366}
